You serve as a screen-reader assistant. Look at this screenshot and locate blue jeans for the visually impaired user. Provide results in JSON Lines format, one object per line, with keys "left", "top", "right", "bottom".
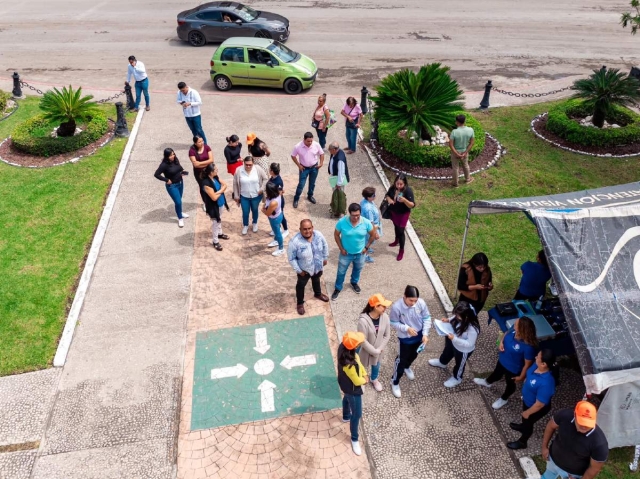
{"left": 315, "top": 128, "right": 327, "bottom": 149}
{"left": 541, "top": 456, "right": 583, "bottom": 479}
{"left": 370, "top": 361, "right": 380, "bottom": 381}
{"left": 342, "top": 393, "right": 362, "bottom": 441}
{"left": 268, "top": 213, "right": 284, "bottom": 249}
{"left": 165, "top": 181, "right": 184, "bottom": 219}
{"left": 294, "top": 165, "right": 319, "bottom": 202}
{"left": 185, "top": 115, "right": 207, "bottom": 144}
{"left": 240, "top": 195, "right": 262, "bottom": 226}
{"left": 346, "top": 125, "right": 358, "bottom": 151}
{"left": 134, "top": 77, "right": 149, "bottom": 109}
{"left": 335, "top": 252, "right": 365, "bottom": 291}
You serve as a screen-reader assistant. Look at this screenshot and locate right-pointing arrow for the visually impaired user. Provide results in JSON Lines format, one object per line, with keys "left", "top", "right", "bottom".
{"left": 258, "top": 380, "right": 276, "bottom": 412}
{"left": 210, "top": 363, "right": 249, "bottom": 380}
{"left": 280, "top": 354, "right": 317, "bottom": 370}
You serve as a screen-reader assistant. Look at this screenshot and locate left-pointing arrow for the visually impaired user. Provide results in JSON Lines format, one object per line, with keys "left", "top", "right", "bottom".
{"left": 210, "top": 363, "right": 249, "bottom": 379}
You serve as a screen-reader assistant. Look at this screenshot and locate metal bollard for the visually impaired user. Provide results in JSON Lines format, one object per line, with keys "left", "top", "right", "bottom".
{"left": 370, "top": 119, "right": 379, "bottom": 141}
{"left": 630, "top": 67, "right": 640, "bottom": 80}
{"left": 360, "top": 86, "right": 369, "bottom": 115}
{"left": 12, "top": 72, "right": 22, "bottom": 98}
{"left": 479, "top": 80, "right": 492, "bottom": 110}
{"left": 114, "top": 102, "right": 129, "bottom": 137}
{"left": 124, "top": 83, "right": 136, "bottom": 110}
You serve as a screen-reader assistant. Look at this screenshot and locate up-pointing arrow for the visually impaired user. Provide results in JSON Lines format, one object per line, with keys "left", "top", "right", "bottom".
{"left": 258, "top": 380, "right": 276, "bottom": 412}
{"left": 253, "top": 328, "right": 271, "bottom": 355}
{"left": 280, "top": 354, "right": 316, "bottom": 370}
{"left": 210, "top": 363, "right": 249, "bottom": 380}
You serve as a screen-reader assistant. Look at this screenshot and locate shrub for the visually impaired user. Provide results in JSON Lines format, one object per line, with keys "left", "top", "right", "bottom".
{"left": 11, "top": 112, "right": 109, "bottom": 157}
{"left": 0, "top": 89, "right": 10, "bottom": 113}
{"left": 546, "top": 99, "right": 640, "bottom": 147}
{"left": 39, "top": 85, "right": 99, "bottom": 137}
{"left": 377, "top": 112, "right": 485, "bottom": 168}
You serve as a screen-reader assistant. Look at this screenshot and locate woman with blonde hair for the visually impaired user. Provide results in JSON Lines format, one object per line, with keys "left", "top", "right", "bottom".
{"left": 312, "top": 93, "right": 331, "bottom": 149}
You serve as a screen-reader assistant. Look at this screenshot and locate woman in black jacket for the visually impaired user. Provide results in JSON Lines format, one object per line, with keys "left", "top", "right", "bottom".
{"left": 385, "top": 173, "right": 415, "bottom": 262}
{"left": 200, "top": 164, "right": 230, "bottom": 250}
{"left": 224, "top": 134, "right": 243, "bottom": 175}
{"left": 154, "top": 148, "right": 189, "bottom": 228}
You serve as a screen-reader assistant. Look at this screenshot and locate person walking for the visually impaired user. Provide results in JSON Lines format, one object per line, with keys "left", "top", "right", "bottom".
{"left": 341, "top": 96, "right": 363, "bottom": 154}
{"left": 428, "top": 301, "right": 480, "bottom": 388}
{"left": 287, "top": 219, "right": 330, "bottom": 315}
{"left": 337, "top": 331, "right": 368, "bottom": 456}
{"left": 507, "top": 349, "right": 557, "bottom": 450}
{"left": 540, "top": 401, "right": 608, "bottom": 479}
{"left": 449, "top": 114, "right": 475, "bottom": 187}
{"left": 327, "top": 142, "right": 349, "bottom": 218}
{"left": 312, "top": 93, "right": 331, "bottom": 149}
{"left": 515, "top": 250, "right": 552, "bottom": 300}
{"left": 385, "top": 173, "right": 415, "bottom": 262}
{"left": 291, "top": 132, "right": 324, "bottom": 209}
{"left": 125, "top": 55, "right": 150, "bottom": 112}
{"left": 389, "top": 285, "right": 431, "bottom": 398}
{"left": 268, "top": 162, "right": 290, "bottom": 243}
{"left": 261, "top": 182, "right": 286, "bottom": 257}
{"left": 224, "top": 134, "right": 243, "bottom": 176}
{"left": 233, "top": 156, "right": 268, "bottom": 235}
{"left": 331, "top": 203, "right": 377, "bottom": 301}
{"left": 357, "top": 294, "right": 392, "bottom": 392}
{"left": 457, "top": 252, "right": 493, "bottom": 313}
{"left": 360, "top": 187, "right": 382, "bottom": 263}
{"left": 200, "top": 164, "right": 230, "bottom": 251}
{"left": 176, "top": 82, "right": 207, "bottom": 144}
{"left": 247, "top": 132, "right": 271, "bottom": 175}
{"left": 154, "top": 148, "right": 189, "bottom": 228}
{"left": 474, "top": 316, "right": 538, "bottom": 410}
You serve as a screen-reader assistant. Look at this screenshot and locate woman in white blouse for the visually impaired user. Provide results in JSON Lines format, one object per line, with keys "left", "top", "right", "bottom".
{"left": 233, "top": 156, "right": 268, "bottom": 235}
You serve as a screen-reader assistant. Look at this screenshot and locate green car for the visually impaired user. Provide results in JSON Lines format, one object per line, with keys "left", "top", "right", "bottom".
{"left": 210, "top": 37, "right": 317, "bottom": 94}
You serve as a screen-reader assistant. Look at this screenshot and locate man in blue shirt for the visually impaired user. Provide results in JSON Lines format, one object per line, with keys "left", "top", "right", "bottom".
{"left": 515, "top": 250, "right": 552, "bottom": 300}
{"left": 332, "top": 203, "right": 378, "bottom": 301}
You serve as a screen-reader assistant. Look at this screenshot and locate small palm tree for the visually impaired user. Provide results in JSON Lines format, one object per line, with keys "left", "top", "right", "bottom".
{"left": 572, "top": 68, "right": 640, "bottom": 128}
{"left": 39, "top": 85, "right": 99, "bottom": 137}
{"left": 371, "top": 63, "right": 464, "bottom": 140}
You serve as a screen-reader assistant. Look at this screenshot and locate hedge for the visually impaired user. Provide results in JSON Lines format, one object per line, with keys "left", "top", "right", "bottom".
{"left": 11, "top": 112, "right": 109, "bottom": 157}
{"left": 0, "top": 90, "right": 10, "bottom": 113}
{"left": 377, "top": 113, "right": 485, "bottom": 168}
{"left": 546, "top": 99, "right": 640, "bottom": 147}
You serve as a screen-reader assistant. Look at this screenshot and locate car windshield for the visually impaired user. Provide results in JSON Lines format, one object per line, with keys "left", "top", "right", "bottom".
{"left": 234, "top": 5, "right": 259, "bottom": 22}
{"left": 267, "top": 41, "right": 298, "bottom": 63}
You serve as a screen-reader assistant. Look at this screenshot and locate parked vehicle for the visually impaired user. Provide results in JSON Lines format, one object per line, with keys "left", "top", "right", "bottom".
{"left": 177, "top": 2, "right": 290, "bottom": 47}
{"left": 210, "top": 37, "right": 317, "bottom": 94}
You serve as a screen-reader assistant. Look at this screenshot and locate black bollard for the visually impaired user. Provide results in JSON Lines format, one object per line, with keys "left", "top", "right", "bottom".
{"left": 630, "top": 67, "right": 640, "bottom": 81}
{"left": 12, "top": 72, "right": 22, "bottom": 98}
{"left": 115, "top": 102, "right": 129, "bottom": 137}
{"left": 124, "top": 83, "right": 136, "bottom": 110}
{"left": 479, "top": 80, "right": 493, "bottom": 110}
{"left": 360, "top": 86, "right": 369, "bottom": 115}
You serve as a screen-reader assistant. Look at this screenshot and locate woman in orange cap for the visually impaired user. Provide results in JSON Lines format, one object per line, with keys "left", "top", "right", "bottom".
{"left": 337, "top": 331, "right": 368, "bottom": 456}
{"left": 357, "top": 294, "right": 392, "bottom": 392}
{"left": 247, "top": 132, "right": 271, "bottom": 174}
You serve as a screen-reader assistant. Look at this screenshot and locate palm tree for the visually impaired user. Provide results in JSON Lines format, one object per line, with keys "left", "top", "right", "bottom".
{"left": 371, "top": 63, "right": 464, "bottom": 141}
{"left": 572, "top": 67, "right": 640, "bottom": 128}
{"left": 39, "top": 85, "right": 99, "bottom": 137}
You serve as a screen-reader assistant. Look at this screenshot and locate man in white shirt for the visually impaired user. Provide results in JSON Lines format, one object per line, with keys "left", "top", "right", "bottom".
{"left": 125, "top": 55, "right": 149, "bottom": 112}
{"left": 176, "top": 82, "right": 207, "bottom": 144}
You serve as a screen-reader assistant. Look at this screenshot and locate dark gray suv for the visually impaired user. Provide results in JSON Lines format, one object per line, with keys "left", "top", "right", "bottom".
{"left": 177, "top": 2, "right": 290, "bottom": 47}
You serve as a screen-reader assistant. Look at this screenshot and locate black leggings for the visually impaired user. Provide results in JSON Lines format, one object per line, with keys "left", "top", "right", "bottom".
{"left": 518, "top": 400, "right": 552, "bottom": 444}
{"left": 392, "top": 340, "right": 421, "bottom": 385}
{"left": 486, "top": 360, "right": 518, "bottom": 400}
{"left": 394, "top": 224, "right": 406, "bottom": 250}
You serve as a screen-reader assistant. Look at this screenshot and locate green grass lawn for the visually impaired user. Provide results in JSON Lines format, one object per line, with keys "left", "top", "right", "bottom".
{"left": 533, "top": 448, "right": 637, "bottom": 478}
{"left": 400, "top": 101, "right": 640, "bottom": 305}
{"left": 0, "top": 96, "right": 134, "bottom": 376}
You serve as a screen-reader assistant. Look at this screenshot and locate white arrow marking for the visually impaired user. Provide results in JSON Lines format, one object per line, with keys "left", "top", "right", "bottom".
{"left": 253, "top": 328, "right": 271, "bottom": 355}
{"left": 210, "top": 363, "right": 249, "bottom": 380}
{"left": 280, "top": 354, "right": 317, "bottom": 370}
{"left": 258, "top": 380, "right": 276, "bottom": 412}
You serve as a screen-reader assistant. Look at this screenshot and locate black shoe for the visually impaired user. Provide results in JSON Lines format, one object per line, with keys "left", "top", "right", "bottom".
{"left": 293, "top": 199, "right": 299, "bottom": 209}
{"left": 351, "top": 283, "right": 361, "bottom": 294}
{"left": 331, "top": 289, "right": 340, "bottom": 301}
{"left": 509, "top": 422, "right": 524, "bottom": 432}
{"left": 507, "top": 441, "right": 527, "bottom": 450}
{"left": 307, "top": 196, "right": 317, "bottom": 204}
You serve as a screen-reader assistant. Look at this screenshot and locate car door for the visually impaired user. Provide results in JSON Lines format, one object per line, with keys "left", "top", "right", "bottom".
{"left": 220, "top": 12, "right": 256, "bottom": 39}
{"left": 218, "top": 46, "right": 249, "bottom": 86}
{"left": 194, "top": 10, "right": 225, "bottom": 42}
{"left": 247, "top": 48, "right": 283, "bottom": 87}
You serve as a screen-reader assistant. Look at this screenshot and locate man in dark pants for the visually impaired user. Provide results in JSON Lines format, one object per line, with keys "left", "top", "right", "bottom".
{"left": 287, "top": 219, "right": 330, "bottom": 315}
{"left": 290, "top": 132, "right": 324, "bottom": 208}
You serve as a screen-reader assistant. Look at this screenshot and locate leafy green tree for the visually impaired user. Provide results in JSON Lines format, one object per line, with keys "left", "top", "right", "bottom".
{"left": 371, "top": 63, "right": 463, "bottom": 140}
{"left": 621, "top": 0, "right": 640, "bottom": 34}
{"left": 572, "top": 67, "right": 640, "bottom": 128}
{"left": 39, "top": 85, "right": 99, "bottom": 137}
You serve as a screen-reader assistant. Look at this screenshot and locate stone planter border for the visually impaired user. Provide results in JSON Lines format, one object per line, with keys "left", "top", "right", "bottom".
{"left": 0, "top": 100, "right": 19, "bottom": 122}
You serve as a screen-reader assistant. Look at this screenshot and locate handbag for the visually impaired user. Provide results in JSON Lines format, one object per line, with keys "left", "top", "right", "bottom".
{"left": 380, "top": 199, "right": 392, "bottom": 220}
{"left": 345, "top": 105, "right": 358, "bottom": 129}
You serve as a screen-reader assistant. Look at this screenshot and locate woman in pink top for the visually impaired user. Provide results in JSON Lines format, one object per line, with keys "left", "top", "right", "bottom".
{"left": 312, "top": 93, "right": 331, "bottom": 149}
{"left": 341, "top": 97, "right": 363, "bottom": 154}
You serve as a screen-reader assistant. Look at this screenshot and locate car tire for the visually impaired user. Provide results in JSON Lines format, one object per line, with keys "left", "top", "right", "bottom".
{"left": 283, "top": 78, "right": 302, "bottom": 95}
{"left": 214, "top": 75, "right": 232, "bottom": 92}
{"left": 254, "top": 29, "right": 271, "bottom": 39}
{"left": 188, "top": 31, "right": 206, "bottom": 47}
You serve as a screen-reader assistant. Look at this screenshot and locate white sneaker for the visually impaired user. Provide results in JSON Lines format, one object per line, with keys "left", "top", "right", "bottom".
{"left": 391, "top": 381, "right": 401, "bottom": 398}
{"left": 178, "top": 219, "right": 184, "bottom": 228}
{"left": 242, "top": 226, "right": 248, "bottom": 235}
{"left": 272, "top": 249, "right": 285, "bottom": 257}
{"left": 351, "top": 440, "right": 362, "bottom": 456}
{"left": 444, "top": 376, "right": 462, "bottom": 388}
{"left": 371, "top": 379, "right": 383, "bottom": 392}
{"left": 269, "top": 230, "right": 275, "bottom": 236}
{"left": 428, "top": 358, "right": 447, "bottom": 369}
{"left": 282, "top": 230, "right": 289, "bottom": 238}
{"left": 404, "top": 367, "right": 415, "bottom": 381}
{"left": 473, "top": 378, "right": 491, "bottom": 388}
{"left": 492, "top": 398, "right": 509, "bottom": 410}
{"left": 267, "top": 240, "right": 279, "bottom": 248}
{"left": 182, "top": 213, "right": 189, "bottom": 218}
{"left": 252, "top": 223, "right": 258, "bottom": 233}
{"left": 202, "top": 204, "right": 206, "bottom": 212}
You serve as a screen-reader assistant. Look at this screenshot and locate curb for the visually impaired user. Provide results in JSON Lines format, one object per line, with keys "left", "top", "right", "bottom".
{"left": 53, "top": 109, "right": 144, "bottom": 367}
{"left": 0, "top": 99, "right": 19, "bottom": 122}
{"left": 519, "top": 456, "right": 541, "bottom": 479}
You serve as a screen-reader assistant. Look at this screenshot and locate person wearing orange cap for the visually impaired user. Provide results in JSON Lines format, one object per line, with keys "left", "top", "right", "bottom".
{"left": 357, "top": 294, "right": 392, "bottom": 392}
{"left": 540, "top": 401, "right": 609, "bottom": 479}
{"left": 337, "top": 331, "right": 368, "bottom": 456}
{"left": 247, "top": 132, "right": 271, "bottom": 174}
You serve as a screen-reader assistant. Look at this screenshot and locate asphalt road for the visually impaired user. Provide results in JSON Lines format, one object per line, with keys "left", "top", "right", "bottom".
{"left": 1, "top": 0, "right": 638, "bottom": 98}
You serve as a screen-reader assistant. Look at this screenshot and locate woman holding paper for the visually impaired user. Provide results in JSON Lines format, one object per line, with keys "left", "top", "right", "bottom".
{"left": 357, "top": 294, "right": 392, "bottom": 392}
{"left": 429, "top": 301, "right": 480, "bottom": 388}
{"left": 389, "top": 286, "right": 432, "bottom": 398}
